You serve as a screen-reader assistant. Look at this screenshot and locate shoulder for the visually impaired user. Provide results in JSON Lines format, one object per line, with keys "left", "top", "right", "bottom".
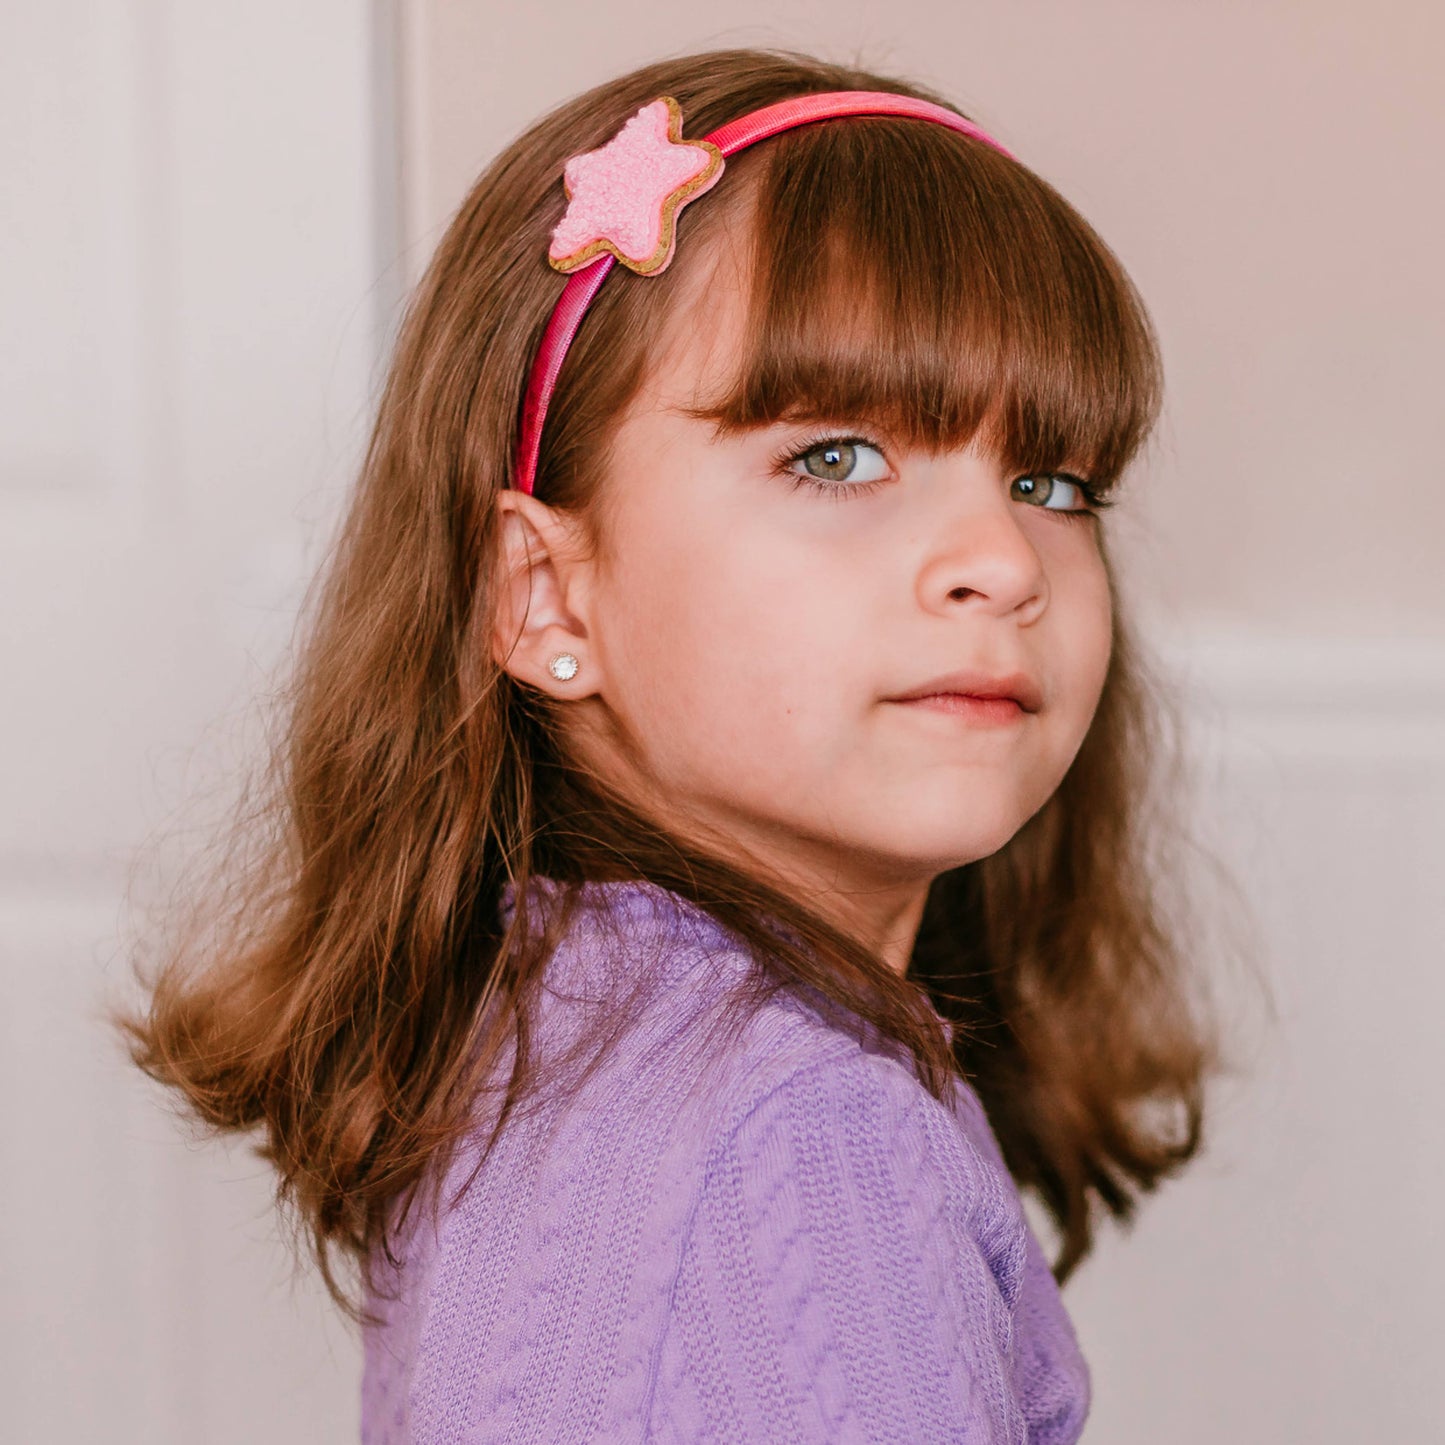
{"left": 473, "top": 875, "right": 1028, "bottom": 1250}
{"left": 491, "top": 875, "right": 1017, "bottom": 1241}
{"left": 492, "top": 875, "right": 912, "bottom": 1137}
{"left": 644, "top": 1011, "right": 1058, "bottom": 1442}
{"left": 365, "top": 881, "right": 1080, "bottom": 1440}
{"left": 729, "top": 1038, "right": 992, "bottom": 1171}
{"left": 692, "top": 1021, "right": 1032, "bottom": 1308}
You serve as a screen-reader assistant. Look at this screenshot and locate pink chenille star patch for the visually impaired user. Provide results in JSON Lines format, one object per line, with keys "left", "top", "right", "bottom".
{"left": 548, "top": 97, "right": 725, "bottom": 276}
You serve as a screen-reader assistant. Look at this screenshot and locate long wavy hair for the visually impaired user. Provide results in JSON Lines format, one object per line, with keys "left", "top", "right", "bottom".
{"left": 115, "top": 47, "right": 1238, "bottom": 1324}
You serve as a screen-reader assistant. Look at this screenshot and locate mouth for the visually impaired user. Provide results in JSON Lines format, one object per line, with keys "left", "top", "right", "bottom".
{"left": 885, "top": 668, "right": 1043, "bottom": 716}
{"left": 887, "top": 693, "right": 1027, "bottom": 724}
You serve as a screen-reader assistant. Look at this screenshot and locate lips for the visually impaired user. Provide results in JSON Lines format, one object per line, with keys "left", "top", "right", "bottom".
{"left": 886, "top": 668, "right": 1043, "bottom": 713}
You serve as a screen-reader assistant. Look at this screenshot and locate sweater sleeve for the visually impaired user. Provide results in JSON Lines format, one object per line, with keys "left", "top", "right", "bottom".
{"left": 644, "top": 1052, "right": 1032, "bottom": 1444}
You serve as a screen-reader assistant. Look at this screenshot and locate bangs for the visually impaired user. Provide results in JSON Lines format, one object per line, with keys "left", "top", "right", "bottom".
{"left": 682, "top": 117, "right": 1163, "bottom": 491}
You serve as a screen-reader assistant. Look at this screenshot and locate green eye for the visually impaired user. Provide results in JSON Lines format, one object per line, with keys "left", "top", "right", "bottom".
{"left": 1013, "top": 473, "right": 1104, "bottom": 516}
{"left": 790, "top": 438, "right": 890, "bottom": 485}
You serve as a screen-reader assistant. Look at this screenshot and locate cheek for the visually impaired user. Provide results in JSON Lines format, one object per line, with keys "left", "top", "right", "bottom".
{"left": 1072, "top": 550, "right": 1114, "bottom": 686}
{"left": 1044, "top": 543, "right": 1114, "bottom": 734}
{"left": 602, "top": 524, "right": 851, "bottom": 778}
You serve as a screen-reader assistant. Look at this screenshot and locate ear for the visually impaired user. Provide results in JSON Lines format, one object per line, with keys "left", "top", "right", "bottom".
{"left": 489, "top": 488, "right": 599, "bottom": 697}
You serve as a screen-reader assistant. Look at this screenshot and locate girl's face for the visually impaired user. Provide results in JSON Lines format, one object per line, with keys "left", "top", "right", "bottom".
{"left": 500, "top": 253, "right": 1113, "bottom": 964}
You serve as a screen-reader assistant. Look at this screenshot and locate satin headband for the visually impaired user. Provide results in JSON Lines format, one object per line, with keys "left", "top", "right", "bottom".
{"left": 511, "top": 89, "right": 1016, "bottom": 495}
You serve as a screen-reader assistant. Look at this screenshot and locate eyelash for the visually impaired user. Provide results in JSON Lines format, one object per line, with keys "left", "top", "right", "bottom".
{"left": 769, "top": 430, "right": 1116, "bottom": 519}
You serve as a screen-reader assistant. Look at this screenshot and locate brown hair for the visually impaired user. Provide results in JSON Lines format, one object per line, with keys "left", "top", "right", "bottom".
{"left": 115, "top": 47, "right": 1238, "bottom": 1323}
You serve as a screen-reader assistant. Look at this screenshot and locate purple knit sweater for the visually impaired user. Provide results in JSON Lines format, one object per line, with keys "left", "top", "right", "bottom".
{"left": 360, "top": 877, "right": 1090, "bottom": 1442}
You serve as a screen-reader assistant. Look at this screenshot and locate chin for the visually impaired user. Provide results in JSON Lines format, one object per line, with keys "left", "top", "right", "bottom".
{"left": 853, "top": 821, "right": 1023, "bottom": 879}
{"left": 897, "top": 795, "right": 1025, "bottom": 856}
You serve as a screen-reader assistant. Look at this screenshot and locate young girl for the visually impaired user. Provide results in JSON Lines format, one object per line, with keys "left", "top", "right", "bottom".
{"left": 122, "top": 46, "right": 1222, "bottom": 1443}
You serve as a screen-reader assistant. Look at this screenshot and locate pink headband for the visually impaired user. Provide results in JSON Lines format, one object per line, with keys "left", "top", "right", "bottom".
{"left": 511, "top": 90, "right": 1016, "bottom": 495}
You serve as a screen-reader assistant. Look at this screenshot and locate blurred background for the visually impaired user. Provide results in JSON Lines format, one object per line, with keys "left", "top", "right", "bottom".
{"left": 3, "top": 2, "right": 1441, "bottom": 1440}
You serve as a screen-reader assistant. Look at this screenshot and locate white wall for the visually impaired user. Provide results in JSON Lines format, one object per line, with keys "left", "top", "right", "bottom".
{"left": 1063, "top": 641, "right": 1445, "bottom": 1441}
{"left": 3, "top": 3, "right": 1440, "bottom": 1442}
{"left": 0, "top": 2, "right": 390, "bottom": 1439}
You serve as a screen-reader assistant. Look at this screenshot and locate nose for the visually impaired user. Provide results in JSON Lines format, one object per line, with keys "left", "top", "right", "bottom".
{"left": 914, "top": 469, "right": 1049, "bottom": 621}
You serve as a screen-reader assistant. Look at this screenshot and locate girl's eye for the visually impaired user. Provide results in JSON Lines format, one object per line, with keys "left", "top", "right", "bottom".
{"left": 780, "top": 436, "right": 891, "bottom": 492}
{"left": 1011, "top": 472, "right": 1112, "bottom": 520}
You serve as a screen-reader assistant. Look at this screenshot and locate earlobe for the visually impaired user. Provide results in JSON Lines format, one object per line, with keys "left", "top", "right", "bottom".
{"left": 488, "top": 490, "right": 595, "bottom": 695}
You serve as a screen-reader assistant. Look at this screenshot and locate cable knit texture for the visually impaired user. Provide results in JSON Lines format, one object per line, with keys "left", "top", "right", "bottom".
{"left": 360, "top": 877, "right": 1091, "bottom": 1442}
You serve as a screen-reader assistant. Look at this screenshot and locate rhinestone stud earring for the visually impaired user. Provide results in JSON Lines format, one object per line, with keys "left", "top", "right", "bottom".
{"left": 548, "top": 652, "right": 580, "bottom": 681}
